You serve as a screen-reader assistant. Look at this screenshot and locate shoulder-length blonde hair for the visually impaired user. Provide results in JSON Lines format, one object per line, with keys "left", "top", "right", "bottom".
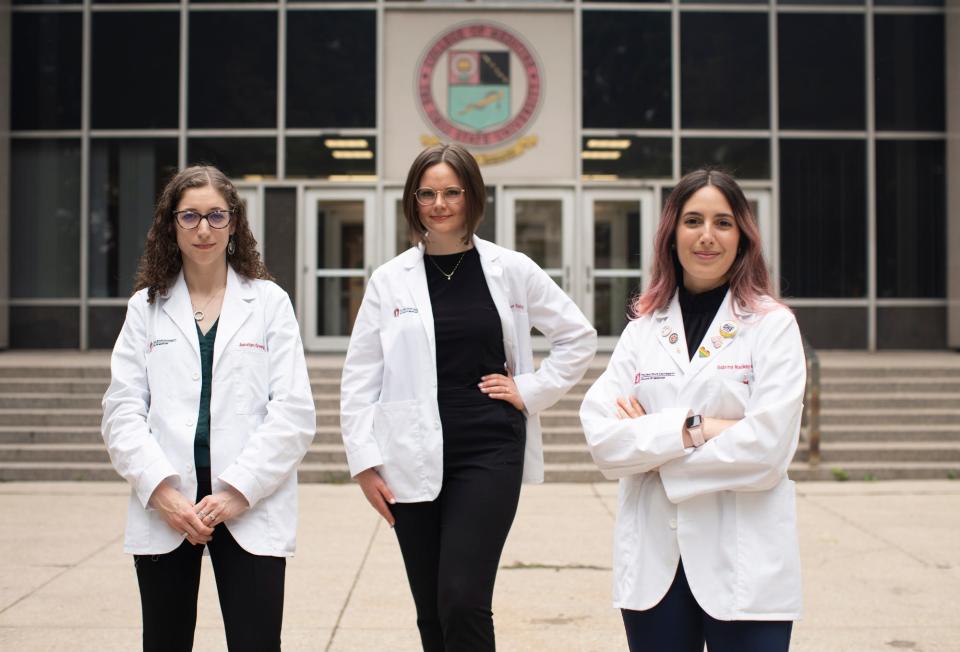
{"left": 133, "top": 165, "right": 271, "bottom": 303}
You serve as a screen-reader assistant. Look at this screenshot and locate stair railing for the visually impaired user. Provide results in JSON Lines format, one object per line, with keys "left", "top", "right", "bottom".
{"left": 801, "top": 337, "right": 821, "bottom": 466}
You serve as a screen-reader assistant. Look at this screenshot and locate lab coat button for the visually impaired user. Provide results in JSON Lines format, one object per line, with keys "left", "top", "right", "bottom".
{"left": 192, "top": 372, "right": 200, "bottom": 381}
{"left": 435, "top": 421, "right": 441, "bottom": 429}
{"left": 186, "top": 419, "right": 195, "bottom": 427}
{"left": 669, "top": 518, "right": 677, "bottom": 530}
{"left": 186, "top": 463, "right": 193, "bottom": 473}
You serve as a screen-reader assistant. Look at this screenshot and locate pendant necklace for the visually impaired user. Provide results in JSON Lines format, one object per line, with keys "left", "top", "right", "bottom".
{"left": 192, "top": 287, "right": 225, "bottom": 322}
{"left": 427, "top": 251, "right": 468, "bottom": 281}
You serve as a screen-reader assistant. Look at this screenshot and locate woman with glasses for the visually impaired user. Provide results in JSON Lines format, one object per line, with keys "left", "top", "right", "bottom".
{"left": 340, "top": 143, "right": 597, "bottom": 651}
{"left": 101, "top": 165, "right": 315, "bottom": 652}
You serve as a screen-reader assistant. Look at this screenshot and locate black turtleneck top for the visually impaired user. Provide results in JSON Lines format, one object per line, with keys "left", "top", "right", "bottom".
{"left": 678, "top": 283, "right": 729, "bottom": 361}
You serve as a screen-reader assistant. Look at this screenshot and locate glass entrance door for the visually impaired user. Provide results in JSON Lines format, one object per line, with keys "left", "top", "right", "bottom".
{"left": 502, "top": 189, "right": 575, "bottom": 293}
{"left": 236, "top": 186, "right": 263, "bottom": 256}
{"left": 303, "top": 189, "right": 375, "bottom": 350}
{"left": 583, "top": 190, "right": 656, "bottom": 339}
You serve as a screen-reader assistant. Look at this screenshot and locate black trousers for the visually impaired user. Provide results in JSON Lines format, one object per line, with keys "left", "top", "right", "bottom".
{"left": 134, "top": 470, "right": 286, "bottom": 652}
{"left": 621, "top": 561, "right": 793, "bottom": 652}
{"left": 391, "top": 400, "right": 526, "bottom": 652}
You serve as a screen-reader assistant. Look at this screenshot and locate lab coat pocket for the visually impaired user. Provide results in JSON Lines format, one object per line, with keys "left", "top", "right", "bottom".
{"left": 234, "top": 351, "right": 269, "bottom": 416}
{"left": 373, "top": 399, "right": 424, "bottom": 492}
{"left": 734, "top": 479, "right": 801, "bottom": 615}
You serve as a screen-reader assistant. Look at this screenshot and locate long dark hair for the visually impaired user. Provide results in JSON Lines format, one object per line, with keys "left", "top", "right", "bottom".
{"left": 134, "top": 165, "right": 270, "bottom": 303}
{"left": 632, "top": 168, "right": 774, "bottom": 316}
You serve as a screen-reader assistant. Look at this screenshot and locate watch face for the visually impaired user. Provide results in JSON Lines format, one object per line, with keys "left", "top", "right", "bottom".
{"left": 686, "top": 415, "right": 702, "bottom": 428}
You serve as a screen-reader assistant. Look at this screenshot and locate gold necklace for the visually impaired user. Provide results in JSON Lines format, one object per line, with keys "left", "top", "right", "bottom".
{"left": 427, "top": 251, "right": 468, "bottom": 281}
{"left": 192, "top": 287, "right": 225, "bottom": 322}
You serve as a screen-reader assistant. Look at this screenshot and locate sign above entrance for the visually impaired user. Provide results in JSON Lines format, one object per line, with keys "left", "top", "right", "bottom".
{"left": 384, "top": 11, "right": 574, "bottom": 181}
{"left": 416, "top": 23, "right": 542, "bottom": 154}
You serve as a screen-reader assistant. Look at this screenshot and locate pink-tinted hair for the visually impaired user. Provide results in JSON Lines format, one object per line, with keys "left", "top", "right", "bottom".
{"left": 631, "top": 168, "right": 777, "bottom": 317}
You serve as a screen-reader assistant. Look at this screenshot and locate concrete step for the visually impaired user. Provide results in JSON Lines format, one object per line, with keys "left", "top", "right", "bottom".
{"left": 0, "top": 426, "right": 105, "bottom": 444}
{"left": 0, "top": 366, "right": 111, "bottom": 379}
{"left": 788, "top": 461, "right": 960, "bottom": 482}
{"left": 819, "top": 367, "right": 960, "bottom": 379}
{"left": 822, "top": 379, "right": 960, "bottom": 393}
{"left": 821, "top": 394, "right": 960, "bottom": 410}
{"left": 820, "top": 409, "right": 960, "bottom": 426}
{"left": 819, "top": 425, "right": 960, "bottom": 443}
{"left": 0, "top": 410, "right": 103, "bottom": 427}
{"left": 817, "top": 442, "right": 960, "bottom": 463}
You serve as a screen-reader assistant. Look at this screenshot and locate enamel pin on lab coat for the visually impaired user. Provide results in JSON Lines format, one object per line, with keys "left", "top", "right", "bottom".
{"left": 719, "top": 321, "right": 738, "bottom": 339}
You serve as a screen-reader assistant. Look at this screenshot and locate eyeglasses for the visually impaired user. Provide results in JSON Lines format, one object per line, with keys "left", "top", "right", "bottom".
{"left": 174, "top": 209, "right": 233, "bottom": 230}
{"left": 414, "top": 186, "right": 465, "bottom": 206}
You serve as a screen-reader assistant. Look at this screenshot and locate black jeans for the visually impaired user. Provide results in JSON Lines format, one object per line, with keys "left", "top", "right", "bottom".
{"left": 134, "top": 470, "right": 286, "bottom": 652}
{"left": 391, "top": 400, "right": 526, "bottom": 652}
{"left": 621, "top": 560, "right": 793, "bottom": 652}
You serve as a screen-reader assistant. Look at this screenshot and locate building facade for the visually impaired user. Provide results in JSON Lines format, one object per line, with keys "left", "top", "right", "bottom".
{"left": 1, "top": 0, "right": 958, "bottom": 352}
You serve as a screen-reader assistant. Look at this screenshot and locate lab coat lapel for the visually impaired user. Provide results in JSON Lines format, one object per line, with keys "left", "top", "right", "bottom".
{"left": 213, "top": 266, "right": 254, "bottom": 374}
{"left": 653, "top": 292, "right": 689, "bottom": 374}
{"left": 403, "top": 245, "right": 437, "bottom": 367}
{"left": 475, "top": 237, "right": 517, "bottom": 373}
{"left": 161, "top": 272, "right": 200, "bottom": 363}
{"left": 685, "top": 290, "right": 739, "bottom": 380}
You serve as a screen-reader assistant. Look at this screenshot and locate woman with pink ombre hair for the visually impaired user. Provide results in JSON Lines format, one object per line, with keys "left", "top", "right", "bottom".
{"left": 580, "top": 169, "right": 805, "bottom": 652}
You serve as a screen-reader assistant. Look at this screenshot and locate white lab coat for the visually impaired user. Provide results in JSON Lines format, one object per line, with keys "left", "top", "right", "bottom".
{"left": 102, "top": 266, "right": 316, "bottom": 557}
{"left": 340, "top": 236, "right": 597, "bottom": 502}
{"left": 580, "top": 290, "right": 805, "bottom": 621}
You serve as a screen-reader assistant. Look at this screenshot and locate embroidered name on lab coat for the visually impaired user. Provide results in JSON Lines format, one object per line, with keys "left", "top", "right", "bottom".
{"left": 147, "top": 338, "right": 176, "bottom": 353}
{"left": 634, "top": 371, "right": 677, "bottom": 383}
{"left": 393, "top": 307, "right": 418, "bottom": 317}
{"left": 239, "top": 342, "right": 266, "bottom": 351}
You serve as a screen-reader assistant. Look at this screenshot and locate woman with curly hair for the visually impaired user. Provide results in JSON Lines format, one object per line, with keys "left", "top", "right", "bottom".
{"left": 101, "top": 165, "right": 315, "bottom": 652}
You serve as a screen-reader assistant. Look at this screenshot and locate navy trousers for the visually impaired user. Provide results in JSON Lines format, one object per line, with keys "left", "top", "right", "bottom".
{"left": 621, "top": 561, "right": 792, "bottom": 652}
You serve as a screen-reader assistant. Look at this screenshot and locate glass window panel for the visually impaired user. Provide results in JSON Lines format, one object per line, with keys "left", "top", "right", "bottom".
{"left": 92, "top": 13, "right": 179, "bottom": 129}
{"left": 317, "top": 277, "right": 365, "bottom": 337}
{"left": 287, "top": 10, "right": 376, "bottom": 128}
{"left": 514, "top": 200, "right": 562, "bottom": 270}
{"left": 594, "top": 201, "right": 641, "bottom": 270}
{"left": 88, "top": 306, "right": 128, "bottom": 350}
{"left": 875, "top": 0, "right": 942, "bottom": 5}
{"left": 792, "top": 307, "right": 867, "bottom": 349}
{"left": 878, "top": 307, "right": 945, "bottom": 349}
{"left": 779, "top": 139, "right": 866, "bottom": 298}
{"left": 594, "top": 278, "right": 638, "bottom": 337}
{"left": 14, "top": 0, "right": 79, "bottom": 4}
{"left": 188, "top": 138, "right": 277, "bottom": 180}
{"left": 188, "top": 12, "right": 277, "bottom": 129}
{"left": 582, "top": 12, "right": 671, "bottom": 129}
{"left": 315, "top": 200, "right": 364, "bottom": 270}
{"left": 875, "top": 15, "right": 945, "bottom": 131}
{"left": 779, "top": 0, "right": 861, "bottom": 5}
{"left": 681, "top": 13, "right": 769, "bottom": 129}
{"left": 11, "top": 13, "right": 82, "bottom": 130}
{"left": 264, "top": 188, "right": 298, "bottom": 299}
{"left": 778, "top": 14, "right": 864, "bottom": 130}
{"left": 10, "top": 306, "right": 79, "bottom": 348}
{"left": 11, "top": 140, "right": 81, "bottom": 298}
{"left": 681, "top": 138, "right": 770, "bottom": 179}
{"left": 582, "top": 137, "right": 671, "bottom": 180}
{"left": 286, "top": 137, "right": 376, "bottom": 180}
{"left": 876, "top": 140, "right": 945, "bottom": 298}
{"left": 89, "top": 139, "right": 178, "bottom": 298}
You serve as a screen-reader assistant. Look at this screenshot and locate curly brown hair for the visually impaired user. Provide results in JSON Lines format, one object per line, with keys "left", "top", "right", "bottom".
{"left": 134, "top": 165, "right": 271, "bottom": 303}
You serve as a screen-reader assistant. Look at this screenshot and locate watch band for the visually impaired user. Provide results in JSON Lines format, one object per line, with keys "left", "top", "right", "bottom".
{"left": 686, "top": 414, "right": 705, "bottom": 448}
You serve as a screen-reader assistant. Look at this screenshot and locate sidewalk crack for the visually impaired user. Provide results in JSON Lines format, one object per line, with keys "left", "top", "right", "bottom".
{"left": 324, "top": 517, "right": 381, "bottom": 652}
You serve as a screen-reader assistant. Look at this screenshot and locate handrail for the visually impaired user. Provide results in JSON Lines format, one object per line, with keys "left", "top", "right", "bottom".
{"left": 801, "top": 336, "right": 821, "bottom": 466}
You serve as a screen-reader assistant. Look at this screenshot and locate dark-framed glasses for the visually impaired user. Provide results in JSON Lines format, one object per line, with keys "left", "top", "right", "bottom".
{"left": 414, "top": 186, "right": 465, "bottom": 206}
{"left": 174, "top": 209, "right": 233, "bottom": 230}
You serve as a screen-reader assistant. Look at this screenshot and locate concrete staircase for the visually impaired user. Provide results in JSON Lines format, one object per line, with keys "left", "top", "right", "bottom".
{"left": 0, "top": 352, "right": 958, "bottom": 483}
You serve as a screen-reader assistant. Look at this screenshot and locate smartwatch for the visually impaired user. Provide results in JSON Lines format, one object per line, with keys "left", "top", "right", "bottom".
{"left": 685, "top": 414, "right": 705, "bottom": 448}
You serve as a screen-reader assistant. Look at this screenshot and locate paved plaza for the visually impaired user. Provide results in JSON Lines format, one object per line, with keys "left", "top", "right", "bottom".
{"left": 0, "top": 480, "right": 958, "bottom": 651}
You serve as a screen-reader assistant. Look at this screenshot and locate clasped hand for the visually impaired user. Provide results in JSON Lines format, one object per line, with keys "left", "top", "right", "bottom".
{"left": 149, "top": 481, "right": 249, "bottom": 545}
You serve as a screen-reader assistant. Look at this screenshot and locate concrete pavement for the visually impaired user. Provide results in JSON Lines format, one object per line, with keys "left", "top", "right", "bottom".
{"left": 0, "top": 481, "right": 958, "bottom": 651}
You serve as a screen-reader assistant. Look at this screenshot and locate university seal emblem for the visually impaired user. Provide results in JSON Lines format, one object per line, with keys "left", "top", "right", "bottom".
{"left": 417, "top": 22, "right": 542, "bottom": 164}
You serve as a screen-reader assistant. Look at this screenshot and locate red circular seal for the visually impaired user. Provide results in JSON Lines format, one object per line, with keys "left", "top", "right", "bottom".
{"left": 417, "top": 23, "right": 542, "bottom": 147}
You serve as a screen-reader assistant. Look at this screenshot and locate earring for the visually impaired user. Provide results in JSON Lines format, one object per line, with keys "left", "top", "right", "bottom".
{"left": 227, "top": 235, "right": 236, "bottom": 255}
